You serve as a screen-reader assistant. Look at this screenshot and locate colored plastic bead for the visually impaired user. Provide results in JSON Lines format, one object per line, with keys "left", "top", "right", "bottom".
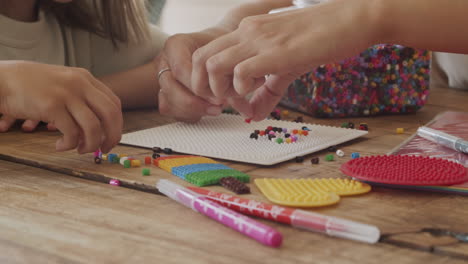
{"left": 282, "top": 128, "right": 288, "bottom": 133}
{"left": 341, "top": 122, "right": 349, "bottom": 128}
{"left": 144, "top": 156, "right": 152, "bottom": 165}
{"left": 250, "top": 133, "right": 258, "bottom": 140}
{"left": 142, "top": 168, "right": 150, "bottom": 176}
{"left": 267, "top": 126, "right": 273, "bottom": 130}
{"left": 120, "top": 157, "right": 129, "bottom": 165}
{"left": 268, "top": 134, "right": 276, "bottom": 141}
{"left": 93, "top": 150, "right": 102, "bottom": 158}
{"left": 163, "top": 148, "right": 173, "bottom": 154}
{"left": 327, "top": 146, "right": 337, "bottom": 152}
{"left": 284, "top": 133, "right": 291, "bottom": 138}
{"left": 294, "top": 116, "right": 304, "bottom": 123}
{"left": 112, "top": 155, "right": 120, "bottom": 164}
{"left": 285, "top": 138, "right": 292, "bottom": 144}
{"left": 336, "top": 150, "right": 345, "bottom": 157}
{"left": 359, "top": 123, "right": 369, "bottom": 131}
{"left": 302, "top": 126, "right": 310, "bottom": 131}
{"left": 152, "top": 153, "right": 160, "bottom": 159}
{"left": 94, "top": 157, "right": 102, "bottom": 164}
{"left": 259, "top": 131, "right": 266, "bottom": 136}
{"left": 348, "top": 122, "right": 355, "bottom": 129}
{"left": 131, "top": 160, "right": 141, "bottom": 167}
{"left": 152, "top": 147, "right": 162, "bottom": 153}
{"left": 269, "top": 131, "right": 275, "bottom": 135}
{"left": 282, "top": 110, "right": 289, "bottom": 117}
{"left": 101, "top": 154, "right": 108, "bottom": 161}
{"left": 311, "top": 157, "right": 319, "bottom": 164}
{"left": 351, "top": 152, "right": 360, "bottom": 159}
{"left": 276, "top": 138, "right": 283, "bottom": 144}
{"left": 396, "top": 128, "right": 405, "bottom": 134}
{"left": 325, "top": 154, "right": 334, "bottom": 161}
{"left": 245, "top": 118, "right": 252, "bottom": 123}
{"left": 123, "top": 160, "right": 131, "bottom": 168}
{"left": 107, "top": 153, "right": 117, "bottom": 163}
{"left": 295, "top": 156, "right": 304, "bottom": 163}
{"left": 292, "top": 129, "right": 298, "bottom": 134}
{"left": 254, "top": 130, "right": 260, "bottom": 134}
{"left": 118, "top": 154, "right": 128, "bottom": 158}
{"left": 302, "top": 131, "right": 309, "bottom": 136}
{"left": 109, "top": 179, "right": 120, "bottom": 186}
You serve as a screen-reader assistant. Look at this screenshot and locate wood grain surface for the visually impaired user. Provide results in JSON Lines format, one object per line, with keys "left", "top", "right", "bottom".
{"left": 0, "top": 86, "right": 467, "bottom": 263}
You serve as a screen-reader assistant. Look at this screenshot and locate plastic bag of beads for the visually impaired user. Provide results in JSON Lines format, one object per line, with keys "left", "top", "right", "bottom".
{"left": 280, "top": 45, "right": 431, "bottom": 118}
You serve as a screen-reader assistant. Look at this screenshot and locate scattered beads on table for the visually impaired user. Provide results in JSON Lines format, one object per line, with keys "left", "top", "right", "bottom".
{"left": 107, "top": 153, "right": 118, "bottom": 163}
{"left": 94, "top": 157, "right": 102, "bottom": 164}
{"left": 131, "top": 160, "right": 141, "bottom": 167}
{"left": 336, "top": 149, "right": 345, "bottom": 157}
{"left": 245, "top": 118, "right": 252, "bottom": 124}
{"left": 152, "top": 153, "right": 160, "bottom": 159}
{"left": 325, "top": 154, "right": 334, "bottom": 161}
{"left": 311, "top": 157, "right": 319, "bottom": 164}
{"left": 152, "top": 147, "right": 162, "bottom": 153}
{"left": 101, "top": 154, "right": 107, "bottom": 161}
{"left": 109, "top": 179, "right": 120, "bottom": 186}
{"left": 295, "top": 156, "right": 304, "bottom": 163}
{"left": 142, "top": 168, "right": 150, "bottom": 176}
{"left": 396, "top": 128, "right": 405, "bottom": 134}
{"left": 120, "top": 157, "right": 129, "bottom": 165}
{"left": 144, "top": 156, "right": 152, "bottom": 165}
{"left": 348, "top": 122, "right": 355, "bottom": 129}
{"left": 93, "top": 150, "right": 102, "bottom": 158}
{"left": 163, "top": 148, "right": 173, "bottom": 154}
{"left": 327, "top": 146, "right": 337, "bottom": 152}
{"left": 282, "top": 110, "right": 289, "bottom": 117}
{"left": 359, "top": 123, "right": 369, "bottom": 131}
{"left": 123, "top": 159, "right": 131, "bottom": 168}
{"left": 351, "top": 152, "right": 360, "bottom": 159}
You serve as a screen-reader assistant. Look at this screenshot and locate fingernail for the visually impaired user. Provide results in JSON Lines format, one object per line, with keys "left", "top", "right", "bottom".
{"left": 206, "top": 106, "right": 222, "bottom": 116}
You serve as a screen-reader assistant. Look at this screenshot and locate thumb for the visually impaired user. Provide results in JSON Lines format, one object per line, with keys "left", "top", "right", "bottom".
{"left": 249, "top": 74, "right": 297, "bottom": 121}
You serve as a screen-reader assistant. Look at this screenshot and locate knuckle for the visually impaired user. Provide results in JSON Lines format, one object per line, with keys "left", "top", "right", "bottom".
{"left": 192, "top": 49, "right": 206, "bottom": 67}
{"left": 239, "top": 16, "right": 262, "bottom": 32}
{"left": 206, "top": 56, "right": 222, "bottom": 75}
{"left": 233, "top": 64, "right": 248, "bottom": 80}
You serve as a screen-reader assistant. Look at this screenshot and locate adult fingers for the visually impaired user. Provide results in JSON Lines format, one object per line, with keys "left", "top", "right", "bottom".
{"left": 206, "top": 42, "right": 257, "bottom": 99}
{"left": 159, "top": 71, "right": 221, "bottom": 123}
{"left": 164, "top": 35, "right": 194, "bottom": 89}
{"left": 0, "top": 115, "right": 16, "bottom": 132}
{"left": 191, "top": 33, "right": 238, "bottom": 99}
{"left": 249, "top": 74, "right": 298, "bottom": 121}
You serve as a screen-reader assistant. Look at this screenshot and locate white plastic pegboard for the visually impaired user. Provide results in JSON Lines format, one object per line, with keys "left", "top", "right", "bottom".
{"left": 120, "top": 114, "right": 368, "bottom": 165}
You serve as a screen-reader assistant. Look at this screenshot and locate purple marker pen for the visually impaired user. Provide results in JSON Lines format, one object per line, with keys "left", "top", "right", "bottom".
{"left": 157, "top": 180, "right": 282, "bottom": 248}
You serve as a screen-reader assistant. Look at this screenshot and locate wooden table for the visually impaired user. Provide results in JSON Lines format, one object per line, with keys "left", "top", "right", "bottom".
{"left": 1, "top": 86, "right": 467, "bottom": 264}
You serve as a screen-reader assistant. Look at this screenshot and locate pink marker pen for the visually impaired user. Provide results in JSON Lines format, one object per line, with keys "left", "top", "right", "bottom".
{"left": 157, "top": 180, "right": 282, "bottom": 248}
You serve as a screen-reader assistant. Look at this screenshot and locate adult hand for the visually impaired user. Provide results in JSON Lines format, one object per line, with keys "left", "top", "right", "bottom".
{"left": 0, "top": 61, "right": 123, "bottom": 153}
{"left": 191, "top": 0, "right": 379, "bottom": 120}
{"left": 157, "top": 28, "right": 253, "bottom": 122}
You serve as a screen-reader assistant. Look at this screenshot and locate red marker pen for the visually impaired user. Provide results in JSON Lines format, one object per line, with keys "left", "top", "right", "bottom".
{"left": 188, "top": 187, "right": 380, "bottom": 244}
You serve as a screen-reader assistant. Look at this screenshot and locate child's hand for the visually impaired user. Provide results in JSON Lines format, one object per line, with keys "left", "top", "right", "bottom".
{"left": 0, "top": 61, "right": 123, "bottom": 153}
{"left": 0, "top": 115, "right": 57, "bottom": 132}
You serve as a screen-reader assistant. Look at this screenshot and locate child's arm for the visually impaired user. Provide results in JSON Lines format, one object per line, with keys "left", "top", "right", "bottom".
{"left": 0, "top": 61, "right": 122, "bottom": 154}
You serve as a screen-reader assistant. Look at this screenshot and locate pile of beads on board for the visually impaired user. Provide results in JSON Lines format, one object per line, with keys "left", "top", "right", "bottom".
{"left": 249, "top": 126, "right": 310, "bottom": 144}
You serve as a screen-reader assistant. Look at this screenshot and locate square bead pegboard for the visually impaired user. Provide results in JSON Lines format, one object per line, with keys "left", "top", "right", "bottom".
{"left": 120, "top": 114, "right": 367, "bottom": 165}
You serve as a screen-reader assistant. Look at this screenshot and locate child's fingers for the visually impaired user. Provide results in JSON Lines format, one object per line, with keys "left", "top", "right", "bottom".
{"left": 47, "top": 123, "right": 57, "bottom": 131}
{"left": 67, "top": 101, "right": 103, "bottom": 154}
{"left": 0, "top": 115, "right": 16, "bottom": 132}
{"left": 84, "top": 86, "right": 123, "bottom": 153}
{"left": 21, "top": 120, "right": 40, "bottom": 132}
{"left": 54, "top": 111, "right": 81, "bottom": 152}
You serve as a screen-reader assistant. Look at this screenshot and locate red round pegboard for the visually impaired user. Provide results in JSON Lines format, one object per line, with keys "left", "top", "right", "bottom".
{"left": 340, "top": 155, "right": 468, "bottom": 186}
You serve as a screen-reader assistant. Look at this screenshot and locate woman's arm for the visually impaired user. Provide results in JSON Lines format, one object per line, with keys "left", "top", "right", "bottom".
{"left": 99, "top": 62, "right": 159, "bottom": 109}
